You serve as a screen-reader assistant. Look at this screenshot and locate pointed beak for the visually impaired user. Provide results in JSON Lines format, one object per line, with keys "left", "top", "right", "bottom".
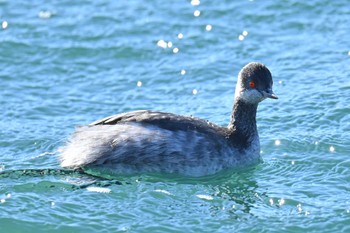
{"left": 263, "top": 90, "right": 278, "bottom": 99}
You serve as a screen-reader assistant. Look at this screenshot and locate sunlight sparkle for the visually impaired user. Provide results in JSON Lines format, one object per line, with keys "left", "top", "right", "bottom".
{"left": 297, "top": 204, "right": 302, "bottom": 213}
{"left": 2, "top": 21, "right": 8, "bottom": 29}
{"left": 206, "top": 24, "right": 212, "bottom": 31}
{"left": 278, "top": 198, "right": 285, "bottom": 206}
{"left": 86, "top": 187, "right": 111, "bottom": 193}
{"left": 191, "top": 0, "right": 200, "bottom": 6}
{"left": 194, "top": 10, "right": 201, "bottom": 17}
{"left": 39, "top": 11, "right": 52, "bottom": 19}
{"left": 157, "top": 40, "right": 167, "bottom": 49}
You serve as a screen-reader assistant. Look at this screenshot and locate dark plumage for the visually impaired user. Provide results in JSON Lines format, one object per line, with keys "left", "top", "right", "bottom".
{"left": 60, "top": 62, "right": 278, "bottom": 176}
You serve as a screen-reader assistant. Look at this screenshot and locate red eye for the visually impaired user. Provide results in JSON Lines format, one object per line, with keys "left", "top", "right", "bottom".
{"left": 249, "top": 81, "right": 255, "bottom": 88}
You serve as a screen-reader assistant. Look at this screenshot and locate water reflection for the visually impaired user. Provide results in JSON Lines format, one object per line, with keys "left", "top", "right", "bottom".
{"left": 211, "top": 175, "right": 261, "bottom": 218}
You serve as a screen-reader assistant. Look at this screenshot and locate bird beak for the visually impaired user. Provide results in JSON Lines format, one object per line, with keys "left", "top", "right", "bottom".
{"left": 263, "top": 90, "right": 278, "bottom": 99}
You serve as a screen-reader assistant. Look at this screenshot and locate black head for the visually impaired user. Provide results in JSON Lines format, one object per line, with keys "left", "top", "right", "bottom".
{"left": 235, "top": 62, "right": 278, "bottom": 104}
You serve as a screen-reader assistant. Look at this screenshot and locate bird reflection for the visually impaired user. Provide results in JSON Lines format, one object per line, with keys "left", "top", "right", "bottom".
{"left": 205, "top": 169, "right": 265, "bottom": 219}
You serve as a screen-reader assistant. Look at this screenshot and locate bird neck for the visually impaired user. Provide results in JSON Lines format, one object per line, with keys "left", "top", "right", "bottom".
{"left": 227, "top": 99, "right": 259, "bottom": 148}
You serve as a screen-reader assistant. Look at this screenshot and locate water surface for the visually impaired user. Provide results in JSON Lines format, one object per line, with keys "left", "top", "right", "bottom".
{"left": 1, "top": 0, "right": 350, "bottom": 232}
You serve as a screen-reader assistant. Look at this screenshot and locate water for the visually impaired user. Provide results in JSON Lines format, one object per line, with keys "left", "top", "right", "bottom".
{"left": 1, "top": 0, "right": 350, "bottom": 232}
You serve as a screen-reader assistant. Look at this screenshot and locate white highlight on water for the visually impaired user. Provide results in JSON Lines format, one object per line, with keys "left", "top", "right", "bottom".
{"left": 275, "top": 140, "right": 281, "bottom": 146}
{"left": 86, "top": 187, "right": 111, "bottom": 193}
{"left": 0, "top": 193, "right": 11, "bottom": 204}
{"left": 181, "top": 69, "right": 186, "bottom": 75}
{"left": 177, "top": 33, "right": 184, "bottom": 39}
{"left": 191, "top": 0, "right": 200, "bottom": 6}
{"left": 192, "top": 89, "right": 198, "bottom": 95}
{"left": 38, "top": 11, "right": 52, "bottom": 19}
{"left": 194, "top": 10, "right": 201, "bottom": 17}
{"left": 278, "top": 198, "right": 285, "bottom": 206}
{"left": 329, "top": 146, "right": 335, "bottom": 152}
{"left": 2, "top": 21, "right": 8, "bottom": 29}
{"left": 238, "top": 30, "right": 248, "bottom": 41}
{"left": 157, "top": 40, "right": 167, "bottom": 48}
{"left": 154, "top": 189, "right": 172, "bottom": 195}
{"left": 167, "top": 41, "right": 173, "bottom": 48}
{"left": 206, "top": 24, "right": 212, "bottom": 31}
{"left": 297, "top": 203, "right": 303, "bottom": 213}
{"left": 137, "top": 81, "right": 142, "bottom": 87}
{"left": 173, "top": 47, "right": 179, "bottom": 53}
{"left": 196, "top": 194, "right": 213, "bottom": 201}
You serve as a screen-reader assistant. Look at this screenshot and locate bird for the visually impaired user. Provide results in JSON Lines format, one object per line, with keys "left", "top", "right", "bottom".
{"left": 60, "top": 62, "right": 278, "bottom": 177}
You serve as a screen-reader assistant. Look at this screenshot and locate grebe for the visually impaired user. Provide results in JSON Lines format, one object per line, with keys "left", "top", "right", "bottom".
{"left": 60, "top": 62, "right": 278, "bottom": 176}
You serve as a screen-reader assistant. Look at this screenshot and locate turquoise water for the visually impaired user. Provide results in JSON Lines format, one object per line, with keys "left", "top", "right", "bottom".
{"left": 1, "top": 0, "right": 350, "bottom": 232}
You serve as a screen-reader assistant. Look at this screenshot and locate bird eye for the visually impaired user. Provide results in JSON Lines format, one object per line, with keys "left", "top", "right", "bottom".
{"left": 249, "top": 81, "right": 256, "bottom": 88}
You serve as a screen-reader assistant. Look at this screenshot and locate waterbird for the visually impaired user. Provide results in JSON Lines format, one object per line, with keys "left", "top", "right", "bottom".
{"left": 60, "top": 62, "right": 278, "bottom": 176}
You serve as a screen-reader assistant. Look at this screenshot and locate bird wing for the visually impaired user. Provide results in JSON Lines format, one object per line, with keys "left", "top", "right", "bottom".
{"left": 89, "top": 110, "right": 225, "bottom": 135}
{"left": 89, "top": 110, "right": 151, "bottom": 126}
